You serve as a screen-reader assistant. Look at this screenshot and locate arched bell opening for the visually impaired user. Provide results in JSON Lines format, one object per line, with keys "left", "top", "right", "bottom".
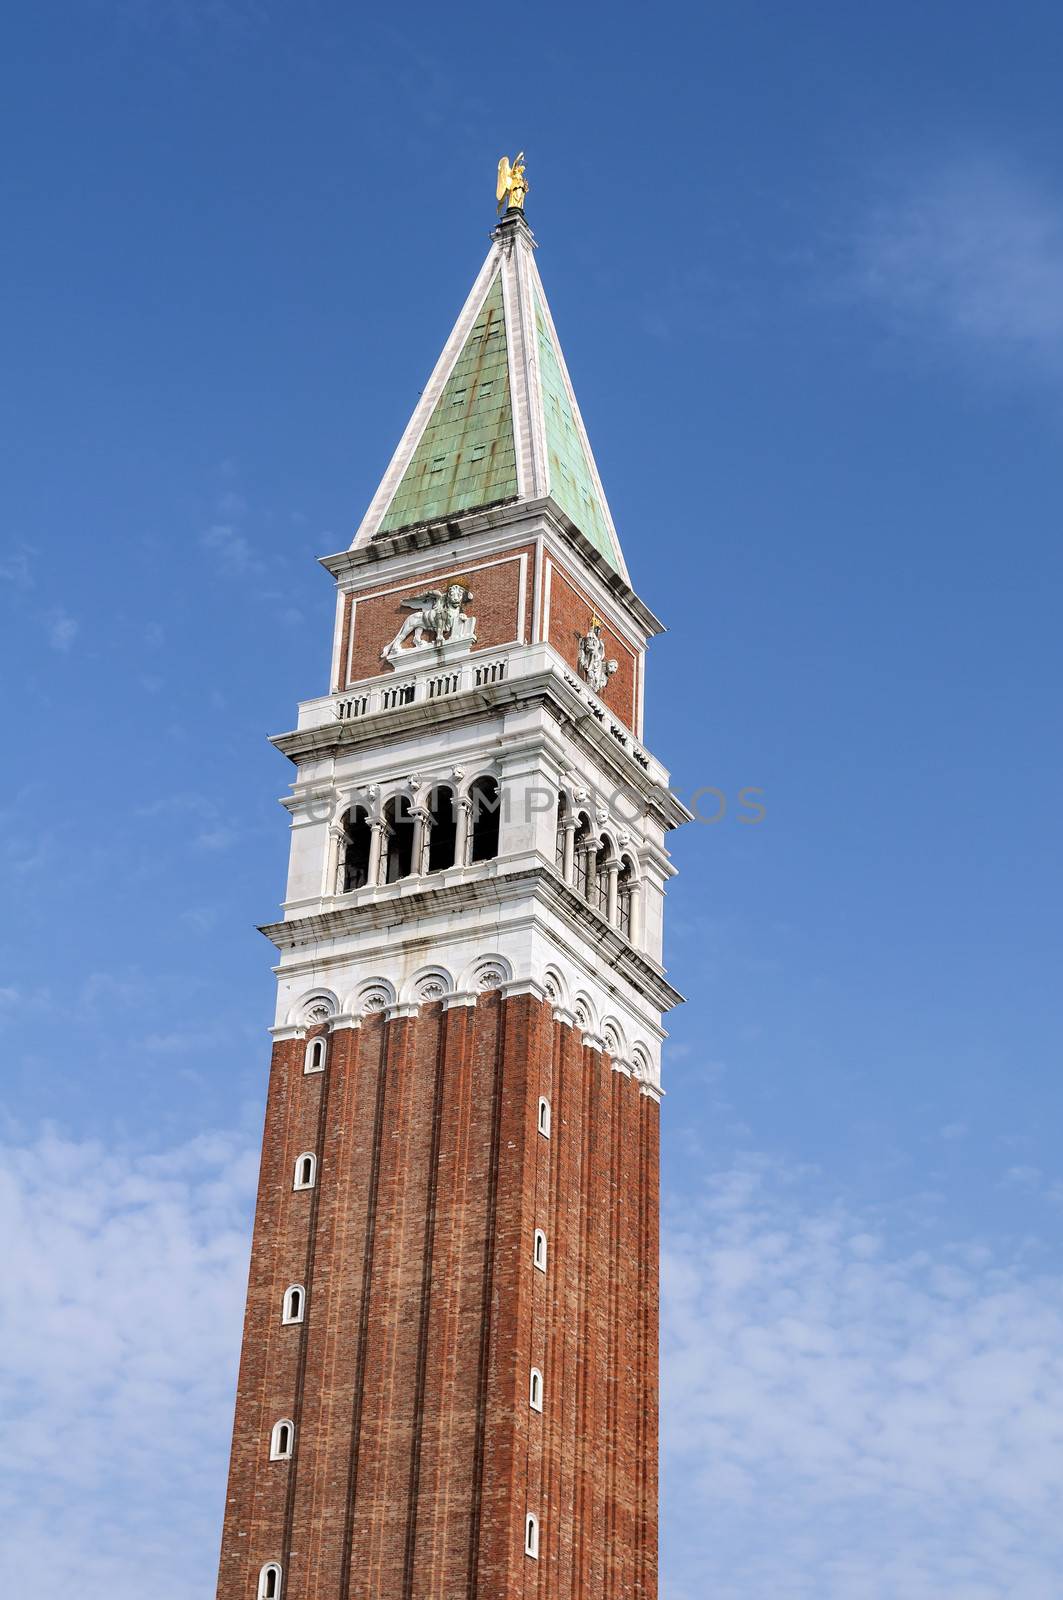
{"left": 469, "top": 775, "right": 500, "bottom": 863}
{"left": 341, "top": 805, "right": 372, "bottom": 892}
{"left": 384, "top": 795, "right": 414, "bottom": 882}
{"left": 427, "top": 785, "right": 458, "bottom": 872}
{"left": 555, "top": 793, "right": 568, "bottom": 874}
{"left": 618, "top": 854, "right": 637, "bottom": 937}
{"left": 572, "top": 811, "right": 593, "bottom": 898}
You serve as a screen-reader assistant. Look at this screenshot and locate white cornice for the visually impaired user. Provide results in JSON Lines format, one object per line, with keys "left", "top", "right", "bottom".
{"left": 260, "top": 862, "right": 684, "bottom": 1016}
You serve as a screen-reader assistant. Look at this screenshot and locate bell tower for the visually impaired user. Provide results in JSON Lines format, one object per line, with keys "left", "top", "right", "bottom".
{"left": 215, "top": 185, "right": 687, "bottom": 1600}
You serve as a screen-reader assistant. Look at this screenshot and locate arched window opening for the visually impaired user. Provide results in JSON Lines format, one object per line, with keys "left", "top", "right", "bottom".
{"left": 524, "top": 1512, "right": 540, "bottom": 1559}
{"left": 469, "top": 776, "right": 501, "bottom": 862}
{"left": 427, "top": 785, "right": 457, "bottom": 872}
{"left": 529, "top": 1367, "right": 543, "bottom": 1412}
{"left": 384, "top": 795, "right": 414, "bottom": 882}
{"left": 572, "top": 813, "right": 592, "bottom": 897}
{"left": 533, "top": 1228, "right": 547, "bottom": 1272}
{"left": 270, "top": 1419, "right": 294, "bottom": 1460}
{"left": 293, "top": 1152, "right": 316, "bottom": 1191}
{"left": 341, "top": 806, "right": 372, "bottom": 892}
{"left": 304, "top": 1036, "right": 327, "bottom": 1074}
{"left": 537, "top": 1096, "right": 551, "bottom": 1138}
{"left": 555, "top": 793, "right": 567, "bottom": 873}
{"left": 618, "top": 855, "right": 636, "bottom": 937}
{"left": 593, "top": 839, "right": 612, "bottom": 916}
{"left": 282, "top": 1284, "right": 304, "bottom": 1324}
{"left": 258, "top": 1563, "right": 282, "bottom": 1599}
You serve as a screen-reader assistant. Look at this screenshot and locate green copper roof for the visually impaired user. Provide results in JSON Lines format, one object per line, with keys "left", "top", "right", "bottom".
{"left": 535, "top": 292, "right": 620, "bottom": 571}
{"left": 379, "top": 273, "right": 517, "bottom": 533}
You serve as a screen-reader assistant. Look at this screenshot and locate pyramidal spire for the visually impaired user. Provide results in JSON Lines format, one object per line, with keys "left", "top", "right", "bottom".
{"left": 352, "top": 205, "right": 630, "bottom": 582}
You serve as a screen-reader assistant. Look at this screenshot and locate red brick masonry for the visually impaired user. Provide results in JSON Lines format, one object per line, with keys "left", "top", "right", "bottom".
{"left": 339, "top": 548, "right": 536, "bottom": 687}
{"left": 216, "top": 992, "right": 660, "bottom": 1599}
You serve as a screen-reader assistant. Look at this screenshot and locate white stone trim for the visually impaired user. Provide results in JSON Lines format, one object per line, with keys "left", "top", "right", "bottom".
{"left": 517, "top": 550, "right": 529, "bottom": 643}
{"left": 329, "top": 587, "right": 345, "bottom": 691}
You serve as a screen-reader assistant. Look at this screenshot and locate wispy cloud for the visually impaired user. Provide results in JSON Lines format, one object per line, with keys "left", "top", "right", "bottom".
{"left": 0, "top": 1125, "right": 256, "bottom": 1598}
{"left": 201, "top": 520, "right": 258, "bottom": 576}
{"left": 663, "top": 1151, "right": 1063, "bottom": 1598}
{"left": 856, "top": 160, "right": 1063, "bottom": 385}
{"left": 45, "top": 607, "right": 79, "bottom": 652}
{"left": 0, "top": 543, "right": 35, "bottom": 593}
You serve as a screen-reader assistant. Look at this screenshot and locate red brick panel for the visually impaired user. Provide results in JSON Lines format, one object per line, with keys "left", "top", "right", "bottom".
{"left": 343, "top": 548, "right": 534, "bottom": 684}
{"left": 545, "top": 561, "right": 640, "bottom": 733}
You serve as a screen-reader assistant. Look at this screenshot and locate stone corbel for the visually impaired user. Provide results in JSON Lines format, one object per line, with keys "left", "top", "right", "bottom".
{"left": 442, "top": 989, "right": 479, "bottom": 1011}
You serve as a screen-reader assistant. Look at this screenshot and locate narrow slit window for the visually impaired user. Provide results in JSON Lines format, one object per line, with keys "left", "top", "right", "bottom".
{"left": 529, "top": 1367, "right": 543, "bottom": 1412}
{"left": 282, "top": 1284, "right": 304, "bottom": 1324}
{"left": 270, "top": 1419, "right": 294, "bottom": 1460}
{"left": 533, "top": 1228, "right": 547, "bottom": 1272}
{"left": 537, "top": 1096, "right": 551, "bottom": 1138}
{"left": 293, "top": 1152, "right": 316, "bottom": 1191}
{"left": 258, "top": 1563, "right": 282, "bottom": 1599}
{"left": 524, "top": 1512, "right": 539, "bottom": 1559}
{"left": 304, "top": 1036, "right": 326, "bottom": 1074}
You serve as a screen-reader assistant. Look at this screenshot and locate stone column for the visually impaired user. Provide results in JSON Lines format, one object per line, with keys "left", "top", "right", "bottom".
{"left": 455, "top": 797, "right": 473, "bottom": 867}
{"left": 562, "top": 818, "right": 577, "bottom": 884}
{"left": 582, "top": 840, "right": 599, "bottom": 904}
{"left": 627, "top": 880, "right": 642, "bottom": 946}
{"left": 327, "top": 824, "right": 345, "bottom": 896}
{"left": 368, "top": 820, "right": 386, "bottom": 886}
{"left": 411, "top": 807, "right": 430, "bottom": 876}
{"left": 606, "top": 858, "right": 620, "bottom": 925}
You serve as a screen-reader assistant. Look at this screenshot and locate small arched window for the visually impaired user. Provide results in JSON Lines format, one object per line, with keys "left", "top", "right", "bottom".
{"left": 282, "top": 1284, "right": 304, "bottom": 1324}
{"left": 533, "top": 1228, "right": 547, "bottom": 1272}
{"left": 469, "top": 775, "right": 501, "bottom": 862}
{"left": 258, "top": 1562, "right": 282, "bottom": 1599}
{"left": 529, "top": 1366, "right": 543, "bottom": 1412}
{"left": 293, "top": 1152, "right": 316, "bottom": 1191}
{"left": 537, "top": 1096, "right": 551, "bottom": 1138}
{"left": 524, "top": 1512, "right": 540, "bottom": 1559}
{"left": 304, "top": 1036, "right": 327, "bottom": 1074}
{"left": 270, "top": 1419, "right": 294, "bottom": 1460}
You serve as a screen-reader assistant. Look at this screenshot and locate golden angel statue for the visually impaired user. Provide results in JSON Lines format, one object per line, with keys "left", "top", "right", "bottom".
{"left": 496, "top": 152, "right": 529, "bottom": 214}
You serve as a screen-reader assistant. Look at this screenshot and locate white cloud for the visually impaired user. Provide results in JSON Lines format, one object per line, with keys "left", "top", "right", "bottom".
{"left": 0, "top": 1126, "right": 256, "bottom": 1598}
{"left": 856, "top": 160, "right": 1063, "bottom": 382}
{"left": 6, "top": 1118, "right": 1061, "bottom": 1599}
{"left": 0, "top": 544, "right": 34, "bottom": 592}
{"left": 45, "top": 607, "right": 79, "bottom": 652}
{"left": 662, "top": 1152, "right": 1063, "bottom": 1598}
{"left": 200, "top": 520, "right": 257, "bottom": 576}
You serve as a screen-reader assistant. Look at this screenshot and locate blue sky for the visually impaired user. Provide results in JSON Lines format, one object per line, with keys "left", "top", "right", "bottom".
{"left": 3, "top": 2, "right": 1063, "bottom": 1595}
